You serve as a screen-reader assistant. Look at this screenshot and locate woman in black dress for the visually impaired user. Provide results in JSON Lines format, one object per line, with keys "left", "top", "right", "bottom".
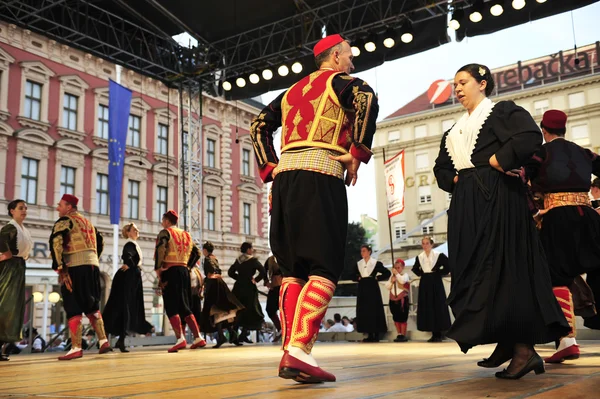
{"left": 229, "top": 242, "right": 266, "bottom": 343}
{"left": 103, "top": 223, "right": 153, "bottom": 352}
{"left": 433, "top": 64, "right": 570, "bottom": 379}
{"left": 201, "top": 241, "right": 244, "bottom": 348}
{"left": 412, "top": 237, "right": 451, "bottom": 342}
{"left": 0, "top": 200, "right": 33, "bottom": 361}
{"left": 354, "top": 244, "right": 390, "bottom": 342}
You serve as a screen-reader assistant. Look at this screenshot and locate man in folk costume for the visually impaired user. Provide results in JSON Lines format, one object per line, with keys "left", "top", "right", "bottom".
{"left": 263, "top": 254, "right": 283, "bottom": 342}
{"left": 154, "top": 210, "right": 206, "bottom": 353}
{"left": 49, "top": 194, "right": 112, "bottom": 360}
{"left": 250, "top": 33, "right": 378, "bottom": 383}
{"left": 411, "top": 237, "right": 451, "bottom": 343}
{"left": 523, "top": 110, "right": 600, "bottom": 363}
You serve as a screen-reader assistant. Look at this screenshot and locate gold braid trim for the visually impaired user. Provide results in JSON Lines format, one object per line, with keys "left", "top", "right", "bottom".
{"left": 544, "top": 192, "right": 591, "bottom": 210}
{"left": 352, "top": 90, "right": 373, "bottom": 144}
{"left": 72, "top": 322, "right": 83, "bottom": 349}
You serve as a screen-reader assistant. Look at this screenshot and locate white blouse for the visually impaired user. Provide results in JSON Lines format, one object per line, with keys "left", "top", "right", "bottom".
{"left": 9, "top": 219, "right": 33, "bottom": 260}
{"left": 357, "top": 258, "right": 377, "bottom": 278}
{"left": 417, "top": 251, "right": 440, "bottom": 274}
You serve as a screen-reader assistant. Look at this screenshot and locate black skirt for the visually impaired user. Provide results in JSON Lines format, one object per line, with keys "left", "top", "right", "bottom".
{"left": 416, "top": 273, "right": 451, "bottom": 332}
{"left": 356, "top": 277, "right": 387, "bottom": 333}
{"left": 539, "top": 206, "right": 600, "bottom": 286}
{"left": 232, "top": 279, "right": 264, "bottom": 330}
{"left": 201, "top": 277, "right": 244, "bottom": 332}
{"left": 266, "top": 286, "right": 280, "bottom": 315}
{"left": 103, "top": 267, "right": 153, "bottom": 336}
{"left": 446, "top": 167, "right": 570, "bottom": 353}
{"left": 389, "top": 298, "right": 409, "bottom": 323}
{"left": 584, "top": 270, "right": 600, "bottom": 330}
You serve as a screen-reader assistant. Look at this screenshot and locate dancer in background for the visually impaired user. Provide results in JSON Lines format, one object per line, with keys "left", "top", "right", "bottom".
{"left": 386, "top": 258, "right": 410, "bottom": 343}
{"left": 103, "top": 222, "right": 154, "bottom": 353}
{"left": 263, "top": 254, "right": 283, "bottom": 342}
{"left": 0, "top": 200, "right": 32, "bottom": 361}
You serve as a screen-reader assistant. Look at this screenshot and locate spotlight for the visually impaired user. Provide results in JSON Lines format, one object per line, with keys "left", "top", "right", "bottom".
{"left": 449, "top": 7, "right": 463, "bottom": 30}
{"left": 364, "top": 34, "right": 377, "bottom": 52}
{"left": 278, "top": 65, "right": 289, "bottom": 76}
{"left": 32, "top": 292, "right": 43, "bottom": 303}
{"left": 400, "top": 21, "right": 413, "bottom": 44}
{"left": 222, "top": 81, "right": 232, "bottom": 91}
{"left": 512, "top": 0, "right": 526, "bottom": 10}
{"left": 383, "top": 28, "right": 396, "bottom": 48}
{"left": 291, "top": 62, "right": 303, "bottom": 74}
{"left": 536, "top": 0, "right": 547, "bottom": 3}
{"left": 351, "top": 45, "right": 361, "bottom": 57}
{"left": 236, "top": 77, "right": 246, "bottom": 88}
{"left": 490, "top": 3, "right": 504, "bottom": 16}
{"left": 469, "top": 0, "right": 484, "bottom": 23}
{"left": 249, "top": 73, "right": 260, "bottom": 84}
{"left": 262, "top": 69, "right": 273, "bottom": 80}
{"left": 352, "top": 37, "right": 364, "bottom": 57}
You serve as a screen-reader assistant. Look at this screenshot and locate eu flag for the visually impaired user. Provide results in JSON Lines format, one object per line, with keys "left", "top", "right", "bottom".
{"left": 108, "top": 80, "right": 132, "bottom": 225}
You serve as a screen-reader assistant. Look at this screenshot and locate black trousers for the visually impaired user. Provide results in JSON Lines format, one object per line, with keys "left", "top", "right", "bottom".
{"left": 162, "top": 266, "right": 193, "bottom": 319}
{"left": 61, "top": 265, "right": 101, "bottom": 319}
{"left": 270, "top": 170, "right": 348, "bottom": 284}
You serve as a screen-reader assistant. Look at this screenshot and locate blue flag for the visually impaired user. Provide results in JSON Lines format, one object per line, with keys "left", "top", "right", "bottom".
{"left": 108, "top": 80, "right": 132, "bottom": 225}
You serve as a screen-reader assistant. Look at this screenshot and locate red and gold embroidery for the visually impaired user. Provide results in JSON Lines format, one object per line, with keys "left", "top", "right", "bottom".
{"left": 163, "top": 227, "right": 193, "bottom": 265}
{"left": 553, "top": 286, "right": 576, "bottom": 338}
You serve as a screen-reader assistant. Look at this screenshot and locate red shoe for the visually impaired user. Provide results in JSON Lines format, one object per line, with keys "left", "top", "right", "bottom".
{"left": 190, "top": 339, "right": 207, "bottom": 349}
{"left": 99, "top": 341, "right": 113, "bottom": 354}
{"left": 544, "top": 344, "right": 580, "bottom": 363}
{"left": 278, "top": 351, "right": 336, "bottom": 383}
{"left": 58, "top": 349, "right": 83, "bottom": 361}
{"left": 168, "top": 340, "right": 187, "bottom": 353}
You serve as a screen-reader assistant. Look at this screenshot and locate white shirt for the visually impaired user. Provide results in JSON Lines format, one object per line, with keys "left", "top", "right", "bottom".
{"left": 417, "top": 251, "right": 440, "bottom": 274}
{"left": 8, "top": 219, "right": 33, "bottom": 260}
{"left": 445, "top": 97, "right": 496, "bottom": 171}
{"left": 357, "top": 257, "right": 378, "bottom": 278}
{"left": 344, "top": 323, "right": 354, "bottom": 332}
{"left": 327, "top": 323, "right": 347, "bottom": 333}
{"left": 385, "top": 272, "right": 410, "bottom": 293}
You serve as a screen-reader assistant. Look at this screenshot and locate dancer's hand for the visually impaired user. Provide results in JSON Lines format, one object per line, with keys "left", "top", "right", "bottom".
{"left": 120, "top": 265, "right": 129, "bottom": 271}
{"left": 329, "top": 153, "right": 361, "bottom": 186}
{"left": 489, "top": 154, "right": 504, "bottom": 173}
{"left": 453, "top": 176, "right": 458, "bottom": 184}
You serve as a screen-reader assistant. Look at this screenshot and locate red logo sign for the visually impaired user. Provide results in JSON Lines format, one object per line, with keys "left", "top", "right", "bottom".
{"left": 427, "top": 79, "right": 452, "bottom": 105}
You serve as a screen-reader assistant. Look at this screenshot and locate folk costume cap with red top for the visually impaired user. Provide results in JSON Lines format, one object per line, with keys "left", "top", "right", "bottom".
{"left": 163, "top": 209, "right": 179, "bottom": 224}
{"left": 61, "top": 194, "right": 79, "bottom": 207}
{"left": 313, "top": 34, "right": 345, "bottom": 57}
{"left": 541, "top": 110, "right": 567, "bottom": 130}
{"left": 395, "top": 259, "right": 405, "bottom": 267}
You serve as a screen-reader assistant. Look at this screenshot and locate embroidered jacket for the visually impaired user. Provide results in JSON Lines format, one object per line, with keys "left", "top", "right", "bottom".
{"left": 50, "top": 211, "right": 103, "bottom": 270}
{"left": 154, "top": 227, "right": 200, "bottom": 270}
{"left": 250, "top": 68, "right": 379, "bottom": 182}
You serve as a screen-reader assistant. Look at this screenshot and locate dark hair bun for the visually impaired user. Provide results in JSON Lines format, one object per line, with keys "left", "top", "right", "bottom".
{"left": 457, "top": 63, "right": 495, "bottom": 97}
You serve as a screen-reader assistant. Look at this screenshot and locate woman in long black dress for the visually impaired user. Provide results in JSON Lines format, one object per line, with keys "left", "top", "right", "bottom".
{"left": 201, "top": 242, "right": 244, "bottom": 348}
{"left": 433, "top": 64, "right": 570, "bottom": 379}
{"left": 354, "top": 244, "right": 390, "bottom": 342}
{"left": 103, "top": 223, "right": 153, "bottom": 352}
{"left": 229, "top": 242, "right": 266, "bottom": 343}
{"left": 412, "top": 237, "right": 451, "bottom": 342}
{"left": 0, "top": 200, "right": 32, "bottom": 361}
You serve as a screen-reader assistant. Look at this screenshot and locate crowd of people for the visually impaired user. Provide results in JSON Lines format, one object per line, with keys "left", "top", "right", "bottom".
{"left": 1, "top": 33, "right": 599, "bottom": 386}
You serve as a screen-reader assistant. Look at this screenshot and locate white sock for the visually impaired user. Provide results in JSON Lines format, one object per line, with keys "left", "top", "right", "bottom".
{"left": 67, "top": 347, "right": 82, "bottom": 355}
{"left": 193, "top": 337, "right": 204, "bottom": 344}
{"left": 557, "top": 337, "right": 577, "bottom": 351}
{"left": 176, "top": 337, "right": 186, "bottom": 345}
{"left": 288, "top": 346, "right": 318, "bottom": 367}
{"left": 99, "top": 339, "right": 107, "bottom": 347}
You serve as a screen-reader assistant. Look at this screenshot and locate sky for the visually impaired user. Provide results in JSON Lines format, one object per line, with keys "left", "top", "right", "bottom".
{"left": 176, "top": 3, "right": 600, "bottom": 223}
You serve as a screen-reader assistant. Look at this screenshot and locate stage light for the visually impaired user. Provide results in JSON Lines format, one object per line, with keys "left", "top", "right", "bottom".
{"left": 400, "top": 22, "right": 414, "bottom": 44}
{"left": 512, "top": 0, "right": 526, "bottom": 10}
{"left": 490, "top": 3, "right": 504, "bottom": 16}
{"left": 351, "top": 45, "right": 361, "bottom": 57}
{"left": 536, "top": 0, "right": 547, "bottom": 3}
{"left": 278, "top": 65, "right": 289, "bottom": 76}
{"left": 449, "top": 7, "right": 463, "bottom": 30}
{"left": 383, "top": 28, "right": 396, "bottom": 48}
{"left": 48, "top": 292, "right": 61, "bottom": 303}
{"left": 236, "top": 77, "right": 246, "bottom": 88}
{"left": 364, "top": 34, "right": 377, "bottom": 52}
{"left": 291, "top": 62, "right": 303, "bottom": 74}
{"left": 222, "top": 81, "right": 232, "bottom": 91}
{"left": 249, "top": 73, "right": 260, "bottom": 84}
{"left": 469, "top": 0, "right": 484, "bottom": 23}
{"left": 352, "top": 37, "right": 364, "bottom": 57}
{"left": 262, "top": 69, "right": 273, "bottom": 80}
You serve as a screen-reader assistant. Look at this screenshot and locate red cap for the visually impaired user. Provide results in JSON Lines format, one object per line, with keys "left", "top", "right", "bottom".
{"left": 313, "top": 34, "right": 345, "bottom": 57}
{"left": 541, "top": 110, "right": 567, "bottom": 130}
{"left": 61, "top": 194, "right": 79, "bottom": 207}
{"left": 394, "top": 258, "right": 405, "bottom": 266}
{"left": 163, "top": 209, "right": 179, "bottom": 224}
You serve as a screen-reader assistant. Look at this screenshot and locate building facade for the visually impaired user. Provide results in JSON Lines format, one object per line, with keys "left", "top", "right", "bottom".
{"left": 373, "top": 42, "right": 600, "bottom": 264}
{"left": 0, "top": 23, "right": 270, "bottom": 339}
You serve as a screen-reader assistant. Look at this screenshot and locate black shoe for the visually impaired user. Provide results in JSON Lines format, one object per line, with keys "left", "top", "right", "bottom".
{"left": 213, "top": 335, "right": 226, "bottom": 349}
{"left": 0, "top": 354, "right": 9, "bottom": 361}
{"left": 116, "top": 339, "right": 130, "bottom": 353}
{"left": 394, "top": 335, "right": 408, "bottom": 342}
{"left": 478, "top": 344, "right": 513, "bottom": 368}
{"left": 427, "top": 336, "right": 442, "bottom": 343}
{"left": 495, "top": 354, "right": 545, "bottom": 380}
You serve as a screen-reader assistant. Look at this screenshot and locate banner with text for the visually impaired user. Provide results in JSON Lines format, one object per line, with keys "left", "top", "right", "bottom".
{"left": 384, "top": 150, "right": 405, "bottom": 218}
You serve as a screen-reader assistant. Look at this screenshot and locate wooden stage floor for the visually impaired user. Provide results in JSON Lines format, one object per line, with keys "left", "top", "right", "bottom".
{"left": 1, "top": 341, "right": 599, "bottom": 399}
